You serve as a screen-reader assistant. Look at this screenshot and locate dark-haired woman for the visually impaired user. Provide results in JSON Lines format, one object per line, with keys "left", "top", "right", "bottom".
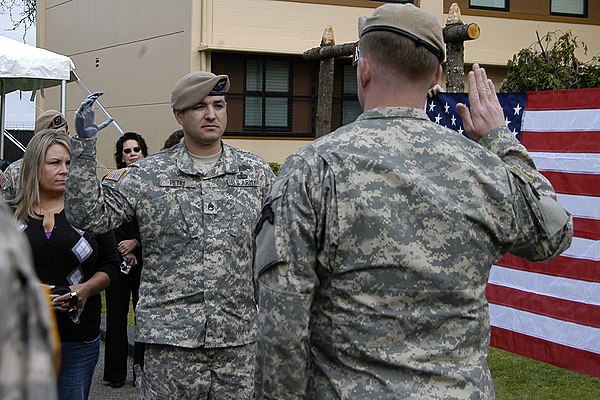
{"left": 103, "top": 131, "right": 148, "bottom": 388}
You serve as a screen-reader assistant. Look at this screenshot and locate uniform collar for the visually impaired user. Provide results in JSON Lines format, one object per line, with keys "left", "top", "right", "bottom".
{"left": 176, "top": 141, "right": 241, "bottom": 177}
{"left": 356, "top": 106, "right": 430, "bottom": 122}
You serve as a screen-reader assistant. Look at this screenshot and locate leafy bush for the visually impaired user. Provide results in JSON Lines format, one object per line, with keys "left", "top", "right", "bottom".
{"left": 269, "top": 162, "right": 281, "bottom": 176}
{"left": 500, "top": 30, "right": 600, "bottom": 92}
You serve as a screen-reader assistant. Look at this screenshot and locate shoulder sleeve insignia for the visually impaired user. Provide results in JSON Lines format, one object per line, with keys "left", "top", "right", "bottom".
{"left": 0, "top": 170, "right": 8, "bottom": 188}
{"left": 104, "top": 168, "right": 127, "bottom": 182}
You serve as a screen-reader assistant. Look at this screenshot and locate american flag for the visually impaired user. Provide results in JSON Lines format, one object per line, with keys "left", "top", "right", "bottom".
{"left": 426, "top": 88, "right": 600, "bottom": 377}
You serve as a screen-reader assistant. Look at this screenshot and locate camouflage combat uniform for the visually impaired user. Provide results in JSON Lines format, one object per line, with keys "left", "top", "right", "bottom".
{"left": 64, "top": 138, "right": 274, "bottom": 398}
{"left": 0, "top": 202, "right": 58, "bottom": 400}
{"left": 0, "top": 158, "right": 21, "bottom": 203}
{"left": 254, "top": 107, "right": 573, "bottom": 399}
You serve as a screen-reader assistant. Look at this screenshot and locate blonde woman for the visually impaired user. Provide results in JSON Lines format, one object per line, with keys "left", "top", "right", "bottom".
{"left": 14, "top": 129, "right": 119, "bottom": 400}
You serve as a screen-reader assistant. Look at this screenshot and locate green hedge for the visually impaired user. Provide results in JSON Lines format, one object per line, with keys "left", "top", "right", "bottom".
{"left": 269, "top": 162, "right": 281, "bottom": 176}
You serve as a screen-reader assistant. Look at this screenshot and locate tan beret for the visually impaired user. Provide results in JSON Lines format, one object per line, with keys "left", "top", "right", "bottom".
{"left": 358, "top": 3, "right": 445, "bottom": 62}
{"left": 34, "top": 109, "right": 67, "bottom": 133}
{"left": 171, "top": 71, "right": 230, "bottom": 110}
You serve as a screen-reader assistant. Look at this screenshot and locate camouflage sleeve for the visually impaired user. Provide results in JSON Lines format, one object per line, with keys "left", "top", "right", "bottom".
{"left": 64, "top": 136, "right": 137, "bottom": 234}
{"left": 479, "top": 126, "right": 573, "bottom": 261}
{"left": 258, "top": 160, "right": 276, "bottom": 206}
{"left": 0, "top": 203, "right": 57, "bottom": 400}
{"left": 254, "top": 152, "right": 324, "bottom": 400}
{"left": 0, "top": 162, "right": 18, "bottom": 203}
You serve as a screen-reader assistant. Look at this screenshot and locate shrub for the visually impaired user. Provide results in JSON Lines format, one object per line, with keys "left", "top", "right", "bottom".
{"left": 269, "top": 162, "right": 281, "bottom": 176}
{"left": 500, "top": 30, "right": 600, "bottom": 92}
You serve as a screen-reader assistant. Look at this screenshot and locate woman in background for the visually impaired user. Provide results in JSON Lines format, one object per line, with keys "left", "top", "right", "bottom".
{"left": 14, "top": 129, "right": 118, "bottom": 400}
{"left": 103, "top": 131, "right": 148, "bottom": 388}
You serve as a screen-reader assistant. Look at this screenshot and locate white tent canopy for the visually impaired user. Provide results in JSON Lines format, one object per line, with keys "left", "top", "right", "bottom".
{"left": 0, "top": 35, "right": 75, "bottom": 158}
{"left": 0, "top": 35, "right": 74, "bottom": 92}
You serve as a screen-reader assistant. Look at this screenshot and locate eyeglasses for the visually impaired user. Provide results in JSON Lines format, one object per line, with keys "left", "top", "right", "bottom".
{"left": 352, "top": 41, "right": 360, "bottom": 67}
{"left": 123, "top": 147, "right": 141, "bottom": 154}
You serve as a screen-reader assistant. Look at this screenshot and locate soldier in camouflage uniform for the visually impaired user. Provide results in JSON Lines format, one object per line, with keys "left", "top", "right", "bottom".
{"left": 0, "top": 201, "right": 58, "bottom": 400}
{"left": 254, "top": 4, "right": 573, "bottom": 400}
{"left": 0, "top": 110, "right": 69, "bottom": 204}
{"left": 64, "top": 72, "right": 274, "bottom": 399}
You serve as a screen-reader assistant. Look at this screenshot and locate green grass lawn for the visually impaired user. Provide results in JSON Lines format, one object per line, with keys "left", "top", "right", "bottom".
{"left": 489, "top": 348, "right": 600, "bottom": 399}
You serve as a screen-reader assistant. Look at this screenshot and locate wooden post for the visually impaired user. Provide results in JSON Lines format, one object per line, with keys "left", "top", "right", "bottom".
{"left": 304, "top": 26, "right": 336, "bottom": 137}
{"left": 303, "top": 26, "right": 355, "bottom": 138}
{"left": 304, "top": 35, "right": 355, "bottom": 137}
{"left": 443, "top": 3, "right": 480, "bottom": 92}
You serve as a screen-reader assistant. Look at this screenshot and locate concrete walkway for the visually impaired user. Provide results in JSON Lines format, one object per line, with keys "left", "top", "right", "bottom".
{"left": 89, "top": 317, "right": 138, "bottom": 399}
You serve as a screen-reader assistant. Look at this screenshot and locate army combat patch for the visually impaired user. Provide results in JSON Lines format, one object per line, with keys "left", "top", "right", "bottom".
{"left": 104, "top": 168, "right": 127, "bottom": 182}
{"left": 0, "top": 170, "right": 8, "bottom": 188}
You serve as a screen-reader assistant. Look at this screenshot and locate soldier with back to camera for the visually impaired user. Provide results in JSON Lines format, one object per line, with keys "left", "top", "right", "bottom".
{"left": 254, "top": 4, "right": 573, "bottom": 399}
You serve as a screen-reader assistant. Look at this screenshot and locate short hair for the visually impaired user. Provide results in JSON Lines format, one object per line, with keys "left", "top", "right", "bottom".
{"left": 162, "top": 129, "right": 184, "bottom": 150}
{"left": 114, "top": 131, "right": 149, "bottom": 169}
{"left": 360, "top": 31, "right": 439, "bottom": 82}
{"left": 14, "top": 130, "right": 72, "bottom": 223}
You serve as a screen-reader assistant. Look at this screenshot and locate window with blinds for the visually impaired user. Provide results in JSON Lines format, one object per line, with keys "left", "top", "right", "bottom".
{"left": 244, "top": 59, "right": 292, "bottom": 132}
{"left": 469, "top": 0, "right": 509, "bottom": 11}
{"left": 342, "top": 65, "right": 362, "bottom": 125}
{"left": 551, "top": 0, "right": 587, "bottom": 17}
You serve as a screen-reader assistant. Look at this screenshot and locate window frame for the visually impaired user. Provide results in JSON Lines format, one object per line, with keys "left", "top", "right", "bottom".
{"left": 468, "top": 0, "right": 509, "bottom": 12}
{"left": 243, "top": 58, "right": 294, "bottom": 135}
{"left": 340, "top": 63, "right": 362, "bottom": 126}
{"left": 550, "top": 0, "right": 587, "bottom": 18}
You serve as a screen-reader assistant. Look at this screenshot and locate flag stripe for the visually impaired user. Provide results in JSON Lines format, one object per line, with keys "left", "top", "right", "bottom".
{"left": 556, "top": 194, "right": 600, "bottom": 222}
{"left": 531, "top": 152, "right": 600, "bottom": 174}
{"left": 525, "top": 88, "right": 600, "bottom": 110}
{"left": 521, "top": 110, "right": 600, "bottom": 132}
{"left": 496, "top": 254, "right": 600, "bottom": 283}
{"left": 541, "top": 172, "right": 600, "bottom": 197}
{"left": 490, "top": 327, "right": 600, "bottom": 378}
{"left": 489, "top": 304, "right": 600, "bottom": 354}
{"left": 489, "top": 266, "right": 600, "bottom": 304}
{"left": 486, "top": 284, "right": 600, "bottom": 328}
{"left": 560, "top": 236, "right": 600, "bottom": 262}
{"left": 523, "top": 131, "right": 600, "bottom": 152}
{"left": 573, "top": 217, "right": 600, "bottom": 241}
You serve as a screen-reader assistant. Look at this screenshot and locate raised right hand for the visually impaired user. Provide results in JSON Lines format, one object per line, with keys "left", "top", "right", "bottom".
{"left": 456, "top": 64, "right": 505, "bottom": 142}
{"left": 75, "top": 92, "right": 114, "bottom": 138}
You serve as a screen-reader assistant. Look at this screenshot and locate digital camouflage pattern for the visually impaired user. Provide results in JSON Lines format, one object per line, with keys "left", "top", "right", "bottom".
{"left": 0, "top": 158, "right": 21, "bottom": 203}
{"left": 64, "top": 138, "right": 274, "bottom": 349}
{"left": 254, "top": 107, "right": 573, "bottom": 399}
{"left": 0, "top": 202, "right": 58, "bottom": 400}
{"left": 138, "top": 342, "right": 255, "bottom": 399}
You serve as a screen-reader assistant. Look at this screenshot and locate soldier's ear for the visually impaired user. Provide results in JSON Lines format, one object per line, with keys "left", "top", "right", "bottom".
{"left": 431, "top": 65, "right": 443, "bottom": 90}
{"left": 173, "top": 109, "right": 184, "bottom": 124}
{"left": 358, "top": 57, "right": 371, "bottom": 90}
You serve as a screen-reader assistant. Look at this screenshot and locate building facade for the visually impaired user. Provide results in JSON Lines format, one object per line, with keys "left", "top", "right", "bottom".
{"left": 37, "top": 0, "right": 600, "bottom": 170}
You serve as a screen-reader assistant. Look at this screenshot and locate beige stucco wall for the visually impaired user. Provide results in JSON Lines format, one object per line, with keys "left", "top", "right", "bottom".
{"left": 39, "top": 0, "right": 198, "bottom": 172}
{"left": 461, "top": 17, "right": 600, "bottom": 67}
{"left": 210, "top": 0, "right": 366, "bottom": 54}
{"left": 36, "top": 0, "right": 600, "bottom": 171}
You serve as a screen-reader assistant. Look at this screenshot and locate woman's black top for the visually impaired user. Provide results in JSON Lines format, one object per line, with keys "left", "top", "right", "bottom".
{"left": 23, "top": 210, "right": 119, "bottom": 342}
